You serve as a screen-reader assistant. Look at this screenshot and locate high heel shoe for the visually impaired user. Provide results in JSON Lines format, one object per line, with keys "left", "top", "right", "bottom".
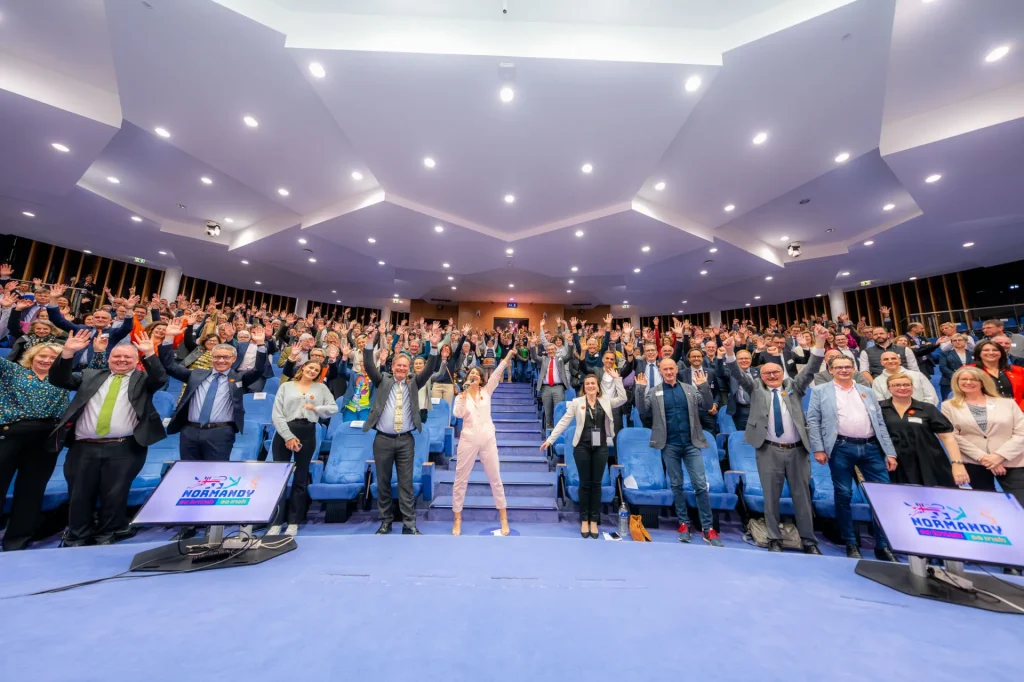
{"left": 498, "top": 509, "right": 510, "bottom": 536}
{"left": 580, "top": 522, "right": 589, "bottom": 538}
{"left": 589, "top": 522, "right": 600, "bottom": 539}
{"left": 452, "top": 512, "right": 462, "bottom": 536}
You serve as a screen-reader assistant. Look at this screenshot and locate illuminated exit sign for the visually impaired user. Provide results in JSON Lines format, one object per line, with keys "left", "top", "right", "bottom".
{"left": 134, "top": 257, "right": 147, "bottom": 264}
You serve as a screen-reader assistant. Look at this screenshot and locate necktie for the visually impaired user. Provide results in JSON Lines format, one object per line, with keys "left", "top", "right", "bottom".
{"left": 95, "top": 374, "right": 124, "bottom": 437}
{"left": 394, "top": 380, "right": 405, "bottom": 433}
{"left": 647, "top": 364, "right": 655, "bottom": 387}
{"left": 198, "top": 373, "right": 223, "bottom": 425}
{"left": 547, "top": 357, "right": 555, "bottom": 386}
{"left": 772, "top": 389, "right": 784, "bottom": 438}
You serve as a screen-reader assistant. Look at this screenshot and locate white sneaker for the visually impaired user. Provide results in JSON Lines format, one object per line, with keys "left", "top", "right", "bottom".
{"left": 266, "top": 524, "right": 281, "bottom": 536}
{"left": 284, "top": 524, "right": 299, "bottom": 537}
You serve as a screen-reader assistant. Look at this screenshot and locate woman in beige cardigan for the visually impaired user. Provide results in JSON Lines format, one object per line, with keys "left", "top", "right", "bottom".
{"left": 941, "top": 366, "right": 1024, "bottom": 506}
{"left": 541, "top": 372, "right": 627, "bottom": 538}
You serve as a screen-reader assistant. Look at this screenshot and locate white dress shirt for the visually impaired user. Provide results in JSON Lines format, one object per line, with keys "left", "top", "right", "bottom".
{"left": 237, "top": 343, "right": 259, "bottom": 371}
{"left": 833, "top": 381, "right": 875, "bottom": 438}
{"left": 767, "top": 387, "right": 800, "bottom": 444}
{"left": 75, "top": 371, "right": 138, "bottom": 440}
{"left": 871, "top": 368, "right": 939, "bottom": 406}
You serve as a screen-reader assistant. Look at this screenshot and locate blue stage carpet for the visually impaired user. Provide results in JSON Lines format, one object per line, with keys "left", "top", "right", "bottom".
{"left": 1, "top": 534, "right": 1021, "bottom": 682}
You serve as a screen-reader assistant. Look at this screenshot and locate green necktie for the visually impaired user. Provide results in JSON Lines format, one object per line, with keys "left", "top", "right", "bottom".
{"left": 95, "top": 374, "right": 124, "bottom": 437}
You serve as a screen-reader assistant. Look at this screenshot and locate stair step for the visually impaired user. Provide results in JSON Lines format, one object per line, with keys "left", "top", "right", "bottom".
{"left": 491, "top": 398, "right": 536, "bottom": 406}
{"left": 430, "top": 494, "right": 557, "bottom": 510}
{"left": 493, "top": 404, "right": 537, "bottom": 413}
{"left": 494, "top": 423, "right": 542, "bottom": 432}
{"left": 492, "top": 416, "right": 541, "bottom": 424}
{"left": 433, "top": 470, "right": 557, "bottom": 497}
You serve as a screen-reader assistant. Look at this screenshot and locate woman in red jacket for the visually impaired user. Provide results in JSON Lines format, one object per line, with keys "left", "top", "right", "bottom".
{"left": 971, "top": 339, "right": 1024, "bottom": 410}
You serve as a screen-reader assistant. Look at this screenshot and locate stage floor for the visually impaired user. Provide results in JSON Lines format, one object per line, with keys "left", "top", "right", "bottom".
{"left": 1, "top": 532, "right": 1021, "bottom": 682}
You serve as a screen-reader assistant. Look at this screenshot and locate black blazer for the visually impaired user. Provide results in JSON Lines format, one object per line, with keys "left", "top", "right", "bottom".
{"left": 48, "top": 353, "right": 168, "bottom": 450}
{"left": 362, "top": 346, "right": 438, "bottom": 433}
{"left": 939, "top": 349, "right": 973, "bottom": 390}
{"left": 158, "top": 342, "right": 267, "bottom": 434}
{"left": 678, "top": 366, "right": 720, "bottom": 409}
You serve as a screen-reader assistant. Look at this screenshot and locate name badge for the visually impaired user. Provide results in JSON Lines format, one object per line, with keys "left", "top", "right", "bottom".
{"left": 787, "top": 359, "right": 795, "bottom": 365}
{"left": 655, "top": 390, "right": 664, "bottom": 397}
{"left": 350, "top": 421, "right": 365, "bottom": 428}
{"left": 908, "top": 416, "right": 923, "bottom": 424}
{"left": 591, "top": 429, "right": 602, "bottom": 447}
{"left": 253, "top": 392, "right": 267, "bottom": 400}
{"left": 162, "top": 417, "right": 172, "bottom": 427}
{"left": 431, "top": 397, "right": 441, "bottom": 405}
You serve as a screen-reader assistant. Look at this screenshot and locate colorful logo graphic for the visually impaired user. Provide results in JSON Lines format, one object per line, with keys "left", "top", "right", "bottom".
{"left": 176, "top": 475, "right": 260, "bottom": 506}
{"left": 905, "top": 502, "right": 1011, "bottom": 545}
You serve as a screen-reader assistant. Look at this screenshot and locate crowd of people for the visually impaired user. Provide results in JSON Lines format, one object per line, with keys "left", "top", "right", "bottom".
{"left": 0, "top": 265, "right": 1022, "bottom": 574}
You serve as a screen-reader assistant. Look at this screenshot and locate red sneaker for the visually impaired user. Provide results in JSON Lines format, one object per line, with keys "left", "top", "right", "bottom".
{"left": 677, "top": 523, "right": 691, "bottom": 543}
{"left": 703, "top": 529, "right": 724, "bottom": 547}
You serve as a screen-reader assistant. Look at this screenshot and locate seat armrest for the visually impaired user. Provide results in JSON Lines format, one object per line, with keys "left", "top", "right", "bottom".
{"left": 421, "top": 461, "right": 435, "bottom": 502}
{"left": 444, "top": 426, "right": 454, "bottom": 460}
{"left": 366, "top": 459, "right": 376, "bottom": 479}
{"left": 309, "top": 459, "right": 324, "bottom": 485}
{"left": 723, "top": 470, "right": 744, "bottom": 494}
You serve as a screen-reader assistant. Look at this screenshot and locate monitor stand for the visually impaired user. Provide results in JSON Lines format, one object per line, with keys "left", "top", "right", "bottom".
{"left": 856, "top": 556, "right": 1024, "bottom": 614}
{"left": 129, "top": 524, "right": 296, "bottom": 573}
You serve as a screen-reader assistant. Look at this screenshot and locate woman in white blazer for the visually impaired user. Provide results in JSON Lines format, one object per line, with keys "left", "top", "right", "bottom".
{"left": 541, "top": 371, "right": 627, "bottom": 538}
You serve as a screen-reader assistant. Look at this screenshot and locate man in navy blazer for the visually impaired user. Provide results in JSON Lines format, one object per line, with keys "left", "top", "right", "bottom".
{"left": 806, "top": 354, "right": 898, "bottom": 561}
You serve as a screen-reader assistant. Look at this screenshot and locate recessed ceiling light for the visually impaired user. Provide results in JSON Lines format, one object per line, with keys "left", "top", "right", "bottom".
{"left": 566, "top": 289, "right": 572, "bottom": 293}
{"left": 684, "top": 75, "right": 702, "bottom": 92}
{"left": 331, "top": 290, "right": 337, "bottom": 294}
{"left": 336, "top": 300, "right": 341, "bottom": 303}
{"left": 394, "top": 294, "right": 399, "bottom": 298}
{"left": 745, "top": 303, "right": 751, "bottom": 307}
{"left": 51, "top": 142, "right": 70, "bottom": 152}
{"left": 682, "top": 300, "right": 688, "bottom": 303}
{"left": 834, "top": 151, "right": 850, "bottom": 163}
{"left": 985, "top": 45, "right": 1010, "bottom": 63}
{"left": 277, "top": 187, "right": 289, "bottom": 196}
{"left": 925, "top": 173, "right": 942, "bottom": 183}
{"left": 724, "top": 204, "right": 735, "bottom": 212}
{"left": 154, "top": 127, "right": 170, "bottom": 138}
{"left": 22, "top": 211, "right": 35, "bottom": 217}
{"left": 131, "top": 216, "right": 142, "bottom": 222}
{"left": 754, "top": 296, "right": 761, "bottom": 300}
{"left": 241, "top": 260, "right": 249, "bottom": 265}
{"left": 571, "top": 266, "right": 578, "bottom": 272}
{"left": 255, "top": 280, "right": 262, "bottom": 285}
{"left": 504, "top": 194, "right": 515, "bottom": 204}
{"left": 752, "top": 131, "right": 768, "bottom": 145}
{"left": 298, "top": 238, "right": 307, "bottom": 244}
{"left": 863, "top": 240, "right": 875, "bottom": 246}
{"left": 568, "top": 279, "right": 574, "bottom": 284}
{"left": 367, "top": 237, "right": 376, "bottom": 244}
{"left": 83, "top": 250, "right": 92, "bottom": 254}
{"left": 709, "top": 247, "right": 718, "bottom": 253}
{"left": 505, "top": 247, "right": 514, "bottom": 255}
{"left": 308, "top": 257, "right": 317, "bottom": 263}
{"left": 200, "top": 176, "right": 213, "bottom": 185}
{"left": 700, "top": 270, "right": 707, "bottom": 275}
{"left": 883, "top": 203, "right": 895, "bottom": 211}
{"left": 378, "top": 260, "right": 386, "bottom": 266}
{"left": 442, "top": 262, "right": 450, "bottom": 268}
{"left": 779, "top": 235, "right": 790, "bottom": 241}
{"left": 909, "top": 276, "right": 918, "bottom": 281}
{"left": 963, "top": 242, "right": 975, "bottom": 248}
{"left": 508, "top": 284, "right": 514, "bottom": 288}
{"left": 581, "top": 163, "right": 593, "bottom": 174}
{"left": 243, "top": 115, "right": 258, "bottom": 128}
{"left": 815, "top": 293, "right": 822, "bottom": 297}
{"left": 351, "top": 171, "right": 363, "bottom": 181}
{"left": 423, "top": 157, "right": 436, "bottom": 168}
{"left": 451, "top": 286, "right": 457, "bottom": 290}
{"left": 633, "top": 268, "right": 641, "bottom": 273}
{"left": 158, "top": 250, "right": 167, "bottom": 255}
{"left": 107, "top": 176, "right": 120, "bottom": 184}
{"left": 623, "top": 300, "right": 628, "bottom": 304}
{"left": 654, "top": 181, "right": 666, "bottom": 191}
{"left": 309, "top": 62, "right": 326, "bottom": 78}
{"left": 840, "top": 271, "right": 850, "bottom": 276}
{"left": 509, "top": 298, "right": 515, "bottom": 302}
{"left": 641, "top": 245, "right": 651, "bottom": 252}
{"left": 225, "top": 217, "right": 234, "bottom": 224}
{"left": 447, "top": 275, "right": 454, "bottom": 280}
{"left": 765, "top": 276, "right": 773, "bottom": 281}
{"left": 574, "top": 230, "right": 585, "bottom": 238}
{"left": 499, "top": 86, "right": 515, "bottom": 103}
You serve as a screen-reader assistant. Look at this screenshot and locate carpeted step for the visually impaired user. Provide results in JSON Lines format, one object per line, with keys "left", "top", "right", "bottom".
{"left": 434, "top": 470, "right": 557, "bottom": 497}
{"left": 493, "top": 403, "right": 537, "bottom": 413}
{"left": 492, "top": 416, "right": 541, "bottom": 424}
{"left": 491, "top": 397, "right": 536, "bottom": 406}
{"left": 427, "top": 495, "right": 560, "bottom": 521}
{"left": 494, "top": 422, "right": 543, "bottom": 433}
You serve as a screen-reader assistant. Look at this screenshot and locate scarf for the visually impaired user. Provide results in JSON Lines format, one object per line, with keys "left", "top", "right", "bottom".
{"left": 345, "top": 373, "right": 371, "bottom": 412}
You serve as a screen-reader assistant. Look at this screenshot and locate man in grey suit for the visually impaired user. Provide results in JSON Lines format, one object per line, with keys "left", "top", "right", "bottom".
{"left": 813, "top": 350, "right": 872, "bottom": 387}
{"left": 724, "top": 327, "right": 827, "bottom": 554}
{"left": 635, "top": 357, "right": 720, "bottom": 546}
{"left": 363, "top": 323, "right": 441, "bottom": 535}
{"left": 531, "top": 323, "right": 571, "bottom": 430}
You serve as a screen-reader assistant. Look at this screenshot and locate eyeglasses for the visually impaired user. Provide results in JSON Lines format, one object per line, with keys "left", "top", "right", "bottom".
{"left": 761, "top": 370, "right": 782, "bottom": 376}
{"left": 211, "top": 354, "right": 235, "bottom": 361}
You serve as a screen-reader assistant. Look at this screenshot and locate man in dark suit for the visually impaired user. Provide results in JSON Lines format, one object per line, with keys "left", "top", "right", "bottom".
{"left": 905, "top": 322, "right": 941, "bottom": 378}
{"left": 938, "top": 334, "right": 973, "bottom": 398}
{"left": 725, "top": 348, "right": 760, "bottom": 430}
{"left": 724, "top": 326, "right": 827, "bottom": 554}
{"left": 679, "top": 347, "right": 720, "bottom": 435}
{"left": 49, "top": 330, "right": 167, "bottom": 546}
{"left": 231, "top": 327, "right": 276, "bottom": 393}
{"left": 753, "top": 334, "right": 800, "bottom": 378}
{"left": 363, "top": 323, "right": 441, "bottom": 535}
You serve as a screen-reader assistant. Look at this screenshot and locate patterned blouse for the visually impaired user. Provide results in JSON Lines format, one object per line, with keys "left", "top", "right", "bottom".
{"left": 0, "top": 356, "right": 70, "bottom": 424}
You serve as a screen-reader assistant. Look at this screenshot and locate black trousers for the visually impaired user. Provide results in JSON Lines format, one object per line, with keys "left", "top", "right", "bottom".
{"left": 575, "top": 442, "right": 609, "bottom": 524}
{"left": 271, "top": 420, "right": 316, "bottom": 525}
{"left": 965, "top": 462, "right": 1024, "bottom": 506}
{"left": 372, "top": 431, "right": 416, "bottom": 529}
{"left": 180, "top": 424, "right": 235, "bottom": 461}
{"left": 66, "top": 439, "right": 146, "bottom": 542}
{"left": 0, "top": 419, "right": 60, "bottom": 551}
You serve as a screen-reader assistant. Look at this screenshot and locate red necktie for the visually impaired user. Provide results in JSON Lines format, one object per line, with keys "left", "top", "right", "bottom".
{"left": 547, "top": 357, "right": 555, "bottom": 386}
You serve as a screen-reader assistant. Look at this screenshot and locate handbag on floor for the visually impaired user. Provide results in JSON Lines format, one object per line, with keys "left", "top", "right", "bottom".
{"left": 629, "top": 514, "right": 652, "bottom": 542}
{"left": 745, "top": 518, "right": 802, "bottom": 550}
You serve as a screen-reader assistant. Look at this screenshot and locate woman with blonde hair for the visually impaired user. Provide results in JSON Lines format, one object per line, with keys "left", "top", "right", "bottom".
{"left": 941, "top": 366, "right": 1024, "bottom": 504}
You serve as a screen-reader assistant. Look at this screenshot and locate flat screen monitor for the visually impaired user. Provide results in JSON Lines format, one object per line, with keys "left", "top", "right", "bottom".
{"left": 862, "top": 482, "right": 1024, "bottom": 569}
{"left": 131, "top": 461, "right": 293, "bottom": 527}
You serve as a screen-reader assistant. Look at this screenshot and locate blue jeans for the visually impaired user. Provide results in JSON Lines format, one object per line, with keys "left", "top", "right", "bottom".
{"left": 828, "top": 438, "right": 891, "bottom": 547}
{"left": 662, "top": 443, "right": 714, "bottom": 531}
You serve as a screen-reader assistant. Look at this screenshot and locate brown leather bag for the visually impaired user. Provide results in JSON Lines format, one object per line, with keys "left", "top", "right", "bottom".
{"left": 629, "top": 514, "right": 652, "bottom": 542}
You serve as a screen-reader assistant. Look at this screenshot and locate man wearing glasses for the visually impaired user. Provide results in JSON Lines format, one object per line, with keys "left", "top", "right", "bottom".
{"left": 806, "top": 355, "right": 898, "bottom": 561}
{"left": 724, "top": 326, "right": 828, "bottom": 554}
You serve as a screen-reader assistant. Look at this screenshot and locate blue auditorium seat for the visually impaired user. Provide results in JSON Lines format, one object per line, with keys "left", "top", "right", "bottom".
{"left": 152, "top": 391, "right": 177, "bottom": 419}
{"left": 810, "top": 459, "right": 873, "bottom": 522}
{"left": 308, "top": 425, "right": 373, "bottom": 522}
{"left": 164, "top": 377, "right": 183, "bottom": 396}
{"left": 716, "top": 409, "right": 736, "bottom": 458}
{"left": 564, "top": 387, "right": 576, "bottom": 402}
{"left": 263, "top": 376, "right": 280, "bottom": 395}
{"left": 551, "top": 400, "right": 569, "bottom": 457}
{"left": 369, "top": 429, "right": 434, "bottom": 502}
{"left": 561, "top": 420, "right": 614, "bottom": 506}
{"left": 230, "top": 419, "right": 265, "bottom": 461}
{"left": 425, "top": 399, "right": 454, "bottom": 461}
{"left": 615, "top": 428, "right": 673, "bottom": 507}
{"left": 681, "top": 430, "right": 738, "bottom": 512}
{"left": 243, "top": 392, "right": 275, "bottom": 433}
{"left": 727, "top": 431, "right": 797, "bottom": 515}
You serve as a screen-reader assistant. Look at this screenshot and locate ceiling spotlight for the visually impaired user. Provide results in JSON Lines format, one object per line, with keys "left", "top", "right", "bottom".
{"left": 572, "top": 230, "right": 584, "bottom": 239}
{"left": 581, "top": 163, "right": 593, "bottom": 174}
{"left": 840, "top": 271, "right": 850, "bottom": 276}
{"left": 504, "top": 194, "right": 515, "bottom": 204}
{"left": 308, "top": 257, "right": 317, "bottom": 263}
{"left": 83, "top": 250, "right": 92, "bottom": 254}
{"left": 754, "top": 296, "right": 761, "bottom": 300}
{"left": 22, "top": 211, "right": 35, "bottom": 217}
{"left": 499, "top": 86, "right": 515, "bottom": 103}
{"left": 505, "top": 247, "right": 514, "bottom": 255}
{"left": 331, "top": 290, "right": 337, "bottom": 294}
{"left": 378, "top": 260, "right": 386, "bottom": 266}
{"left": 909, "top": 276, "right": 918, "bottom": 281}
{"left": 700, "top": 270, "right": 708, "bottom": 275}
{"left": 255, "top": 281, "right": 262, "bottom": 285}
{"left": 745, "top": 303, "right": 751, "bottom": 307}
{"left": 682, "top": 300, "right": 687, "bottom": 304}
{"left": 765, "top": 276, "right": 774, "bottom": 281}
{"left": 985, "top": 45, "right": 1010, "bottom": 63}
{"left": 423, "top": 157, "right": 436, "bottom": 168}
{"left": 154, "top": 127, "right": 170, "bottom": 138}
{"left": 200, "top": 176, "right": 213, "bottom": 185}
{"left": 568, "top": 279, "right": 574, "bottom": 284}
{"left": 434, "top": 224, "right": 445, "bottom": 233}
{"left": 277, "top": 187, "right": 289, "bottom": 196}
{"left": 863, "top": 240, "right": 875, "bottom": 246}
{"left": 654, "top": 181, "right": 666, "bottom": 191}
{"left": 158, "top": 250, "right": 167, "bottom": 255}
{"left": 571, "top": 266, "right": 579, "bottom": 272}
{"left": 394, "top": 294, "right": 399, "bottom": 298}
{"left": 508, "top": 283, "right": 515, "bottom": 288}
{"left": 225, "top": 217, "right": 234, "bottom": 224}
{"left": 963, "top": 242, "right": 975, "bottom": 248}
{"left": 684, "top": 75, "right": 702, "bottom": 92}
{"left": 243, "top": 115, "right": 259, "bottom": 128}
{"left": 780, "top": 235, "right": 790, "bottom": 241}
{"left": 241, "top": 260, "right": 249, "bottom": 265}
{"left": 107, "top": 176, "right": 120, "bottom": 184}
{"left": 351, "top": 171, "right": 364, "bottom": 181}
{"left": 367, "top": 237, "right": 376, "bottom": 243}
{"left": 447, "top": 276, "right": 454, "bottom": 280}
{"left": 309, "top": 62, "right": 326, "bottom": 78}
{"left": 623, "top": 300, "right": 629, "bottom": 305}
{"left": 834, "top": 151, "right": 850, "bottom": 164}
{"left": 925, "top": 174, "right": 942, "bottom": 183}
{"left": 131, "top": 216, "right": 142, "bottom": 222}
{"left": 298, "top": 238, "right": 307, "bottom": 244}
{"left": 336, "top": 300, "right": 341, "bottom": 303}
{"left": 566, "top": 289, "right": 572, "bottom": 293}
{"left": 709, "top": 247, "right": 718, "bottom": 253}
{"left": 724, "top": 204, "right": 735, "bottom": 212}
{"left": 752, "top": 131, "right": 768, "bottom": 145}
{"left": 883, "top": 203, "right": 895, "bottom": 211}
{"left": 641, "top": 245, "right": 651, "bottom": 252}
{"left": 442, "top": 262, "right": 450, "bottom": 268}
{"left": 452, "top": 286, "right": 457, "bottom": 290}
{"left": 51, "top": 142, "right": 70, "bottom": 152}
{"left": 509, "top": 298, "right": 515, "bottom": 302}
{"left": 633, "top": 268, "right": 641, "bottom": 273}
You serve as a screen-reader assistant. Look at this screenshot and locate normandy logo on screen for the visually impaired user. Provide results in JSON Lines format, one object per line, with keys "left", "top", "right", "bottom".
{"left": 177, "top": 475, "right": 260, "bottom": 506}
{"left": 905, "top": 501, "right": 1011, "bottom": 545}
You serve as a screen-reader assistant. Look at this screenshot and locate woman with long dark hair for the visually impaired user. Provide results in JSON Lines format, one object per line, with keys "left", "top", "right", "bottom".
{"left": 971, "top": 339, "right": 1024, "bottom": 410}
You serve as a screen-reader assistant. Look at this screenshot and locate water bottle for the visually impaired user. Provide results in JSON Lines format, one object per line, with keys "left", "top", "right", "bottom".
{"left": 618, "top": 501, "right": 630, "bottom": 539}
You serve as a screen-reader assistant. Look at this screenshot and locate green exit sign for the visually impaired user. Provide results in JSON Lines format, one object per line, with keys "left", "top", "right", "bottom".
{"left": 134, "top": 257, "right": 147, "bottom": 264}
{"left": 860, "top": 280, "right": 872, "bottom": 286}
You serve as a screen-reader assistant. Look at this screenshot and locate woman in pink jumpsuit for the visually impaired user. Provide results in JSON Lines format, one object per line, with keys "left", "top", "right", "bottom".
{"left": 451, "top": 355, "right": 510, "bottom": 536}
